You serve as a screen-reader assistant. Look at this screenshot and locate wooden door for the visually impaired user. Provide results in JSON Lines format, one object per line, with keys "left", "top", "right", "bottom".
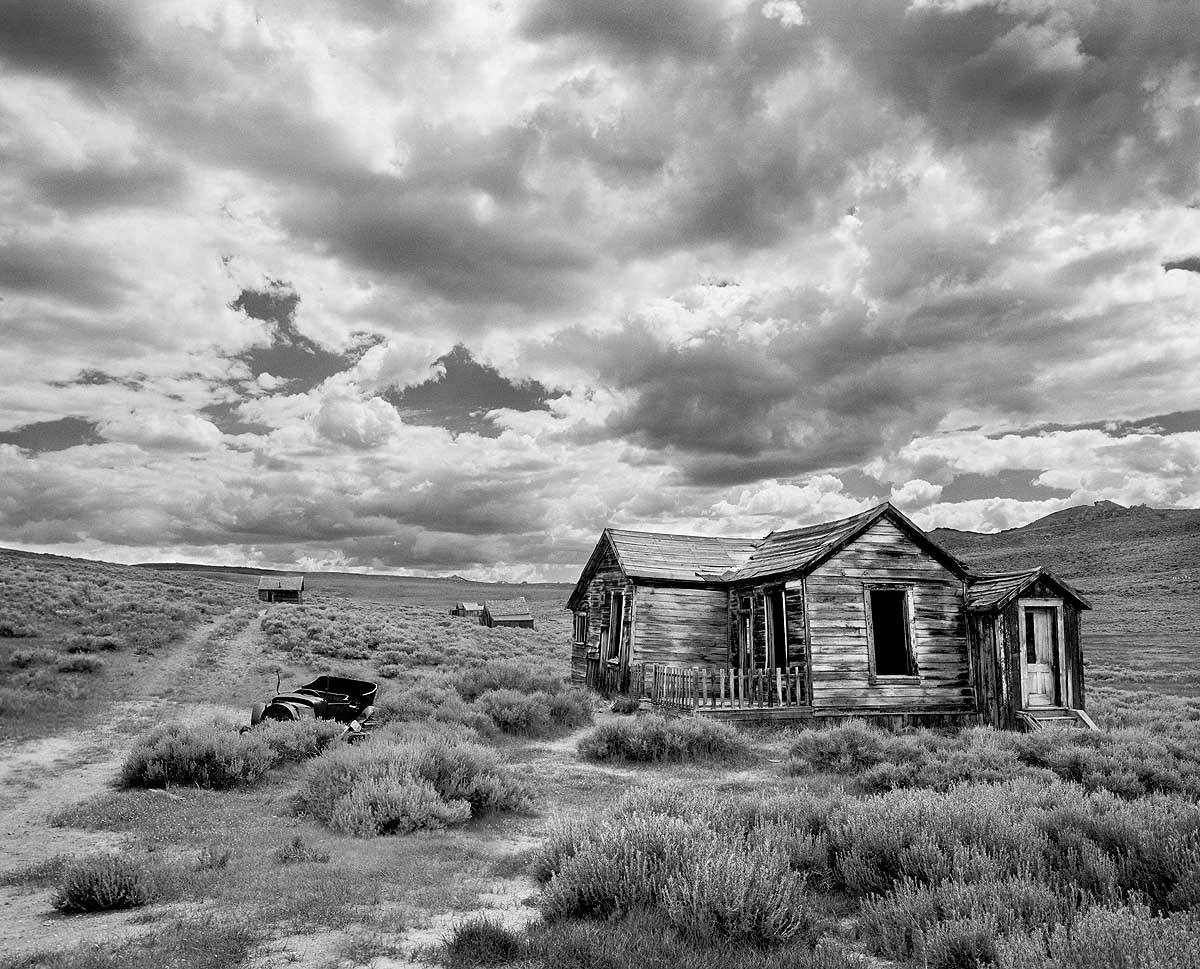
{"left": 1023, "top": 606, "right": 1059, "bottom": 707}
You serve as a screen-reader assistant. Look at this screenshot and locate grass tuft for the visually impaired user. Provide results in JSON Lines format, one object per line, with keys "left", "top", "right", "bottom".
{"left": 52, "top": 853, "right": 159, "bottom": 913}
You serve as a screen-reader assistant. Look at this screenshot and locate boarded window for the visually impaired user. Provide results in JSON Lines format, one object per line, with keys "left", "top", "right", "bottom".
{"left": 870, "top": 589, "right": 914, "bottom": 676}
{"left": 573, "top": 611, "right": 588, "bottom": 644}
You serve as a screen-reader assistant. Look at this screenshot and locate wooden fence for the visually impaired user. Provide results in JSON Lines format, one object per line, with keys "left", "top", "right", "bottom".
{"left": 647, "top": 664, "right": 808, "bottom": 713}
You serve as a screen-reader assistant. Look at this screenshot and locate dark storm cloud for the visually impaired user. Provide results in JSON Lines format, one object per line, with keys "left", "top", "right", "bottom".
{"left": 50, "top": 369, "right": 145, "bottom": 391}
{"left": 938, "top": 469, "right": 1074, "bottom": 503}
{"left": 0, "top": 241, "right": 130, "bottom": 308}
{"left": 0, "top": 0, "right": 138, "bottom": 88}
{"left": 806, "top": 0, "right": 1200, "bottom": 205}
{"left": 995, "top": 409, "right": 1200, "bottom": 440}
{"left": 384, "top": 345, "right": 559, "bottom": 437}
{"left": 578, "top": 260, "right": 1110, "bottom": 486}
{"left": 198, "top": 401, "right": 275, "bottom": 437}
{"left": 0, "top": 417, "right": 103, "bottom": 453}
{"left": 228, "top": 282, "right": 355, "bottom": 392}
{"left": 1163, "top": 256, "right": 1200, "bottom": 275}
{"left": 30, "top": 159, "right": 185, "bottom": 213}
{"left": 522, "top": 0, "right": 729, "bottom": 62}
{"left": 284, "top": 178, "right": 594, "bottom": 309}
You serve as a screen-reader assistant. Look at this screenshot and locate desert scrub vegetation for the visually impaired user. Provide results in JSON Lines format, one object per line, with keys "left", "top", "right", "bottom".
{"left": 52, "top": 852, "right": 161, "bottom": 913}
{"left": 0, "top": 549, "right": 241, "bottom": 738}
{"left": 0, "top": 915, "right": 260, "bottom": 969}
{"left": 531, "top": 779, "right": 1200, "bottom": 966}
{"left": 373, "top": 659, "right": 594, "bottom": 740}
{"left": 787, "top": 719, "right": 1200, "bottom": 797}
{"left": 577, "top": 714, "right": 750, "bottom": 763}
{"left": 120, "top": 719, "right": 343, "bottom": 789}
{"left": 295, "top": 724, "right": 533, "bottom": 836}
{"left": 259, "top": 595, "right": 568, "bottom": 673}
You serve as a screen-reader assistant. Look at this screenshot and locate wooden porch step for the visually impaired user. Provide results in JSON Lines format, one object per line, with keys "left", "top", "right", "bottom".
{"left": 1018, "top": 708, "right": 1099, "bottom": 731}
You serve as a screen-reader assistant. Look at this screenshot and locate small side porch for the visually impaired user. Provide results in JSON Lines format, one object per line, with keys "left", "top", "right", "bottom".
{"left": 585, "top": 654, "right": 813, "bottom": 722}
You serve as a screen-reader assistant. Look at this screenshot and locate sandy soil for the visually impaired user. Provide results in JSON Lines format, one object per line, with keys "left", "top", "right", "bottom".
{"left": 0, "top": 610, "right": 265, "bottom": 958}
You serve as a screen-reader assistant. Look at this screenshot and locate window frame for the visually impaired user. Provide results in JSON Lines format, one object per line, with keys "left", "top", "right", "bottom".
{"left": 573, "top": 609, "right": 589, "bottom": 645}
{"left": 863, "top": 584, "right": 919, "bottom": 683}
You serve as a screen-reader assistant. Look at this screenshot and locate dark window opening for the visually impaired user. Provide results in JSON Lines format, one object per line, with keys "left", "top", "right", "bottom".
{"left": 607, "top": 593, "right": 624, "bottom": 661}
{"left": 573, "top": 611, "right": 588, "bottom": 644}
{"left": 767, "top": 589, "right": 788, "bottom": 669}
{"left": 870, "top": 589, "right": 914, "bottom": 676}
{"left": 1025, "top": 611, "right": 1037, "bottom": 664}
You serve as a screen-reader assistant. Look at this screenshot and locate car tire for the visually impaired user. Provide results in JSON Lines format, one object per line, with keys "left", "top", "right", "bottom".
{"left": 250, "top": 702, "right": 265, "bottom": 726}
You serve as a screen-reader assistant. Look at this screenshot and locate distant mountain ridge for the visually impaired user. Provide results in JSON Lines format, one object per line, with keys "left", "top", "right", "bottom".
{"left": 931, "top": 501, "right": 1200, "bottom": 637}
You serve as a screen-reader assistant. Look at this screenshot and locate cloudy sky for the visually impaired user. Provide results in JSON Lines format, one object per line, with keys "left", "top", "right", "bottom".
{"left": 1, "top": 0, "right": 1198, "bottom": 580}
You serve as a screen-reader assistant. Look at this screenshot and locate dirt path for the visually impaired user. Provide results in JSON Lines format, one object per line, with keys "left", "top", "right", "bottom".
{"left": 0, "top": 610, "right": 263, "bottom": 957}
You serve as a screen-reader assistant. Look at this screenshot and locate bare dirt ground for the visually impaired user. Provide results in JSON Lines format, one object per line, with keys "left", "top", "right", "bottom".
{"left": 0, "top": 610, "right": 266, "bottom": 958}
{"left": 2, "top": 611, "right": 739, "bottom": 968}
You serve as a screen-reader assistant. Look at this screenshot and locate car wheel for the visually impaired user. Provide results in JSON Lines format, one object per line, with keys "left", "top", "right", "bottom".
{"left": 250, "top": 702, "right": 265, "bottom": 726}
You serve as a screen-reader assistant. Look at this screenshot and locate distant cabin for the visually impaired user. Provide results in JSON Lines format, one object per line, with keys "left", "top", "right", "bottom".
{"left": 568, "top": 502, "right": 1092, "bottom": 731}
{"left": 483, "top": 597, "right": 535, "bottom": 629}
{"left": 450, "top": 601, "right": 484, "bottom": 620}
{"left": 257, "top": 575, "right": 305, "bottom": 604}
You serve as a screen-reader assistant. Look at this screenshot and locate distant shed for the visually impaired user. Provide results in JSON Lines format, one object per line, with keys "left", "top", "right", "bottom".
{"left": 450, "top": 601, "right": 484, "bottom": 619}
{"left": 483, "top": 597, "right": 534, "bottom": 629}
{"left": 258, "top": 575, "right": 305, "bottom": 604}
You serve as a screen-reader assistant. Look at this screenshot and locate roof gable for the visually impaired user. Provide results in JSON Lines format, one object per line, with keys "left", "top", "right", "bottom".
{"left": 484, "top": 596, "right": 533, "bottom": 620}
{"left": 730, "top": 503, "right": 969, "bottom": 583}
{"left": 258, "top": 575, "right": 304, "bottom": 591}
{"left": 567, "top": 503, "right": 972, "bottom": 609}
{"left": 966, "top": 567, "right": 1092, "bottom": 612}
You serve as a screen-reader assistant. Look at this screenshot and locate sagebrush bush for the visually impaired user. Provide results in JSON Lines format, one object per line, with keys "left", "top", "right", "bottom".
{"left": 475, "top": 687, "right": 594, "bottom": 737}
{"left": 661, "top": 837, "right": 814, "bottom": 944}
{"left": 53, "top": 852, "right": 159, "bottom": 912}
{"left": 456, "top": 658, "right": 568, "bottom": 701}
{"left": 577, "top": 715, "right": 749, "bottom": 763}
{"left": 524, "top": 912, "right": 870, "bottom": 969}
{"left": 787, "top": 722, "right": 1200, "bottom": 799}
{"left": 256, "top": 718, "right": 346, "bottom": 763}
{"left": 374, "top": 678, "right": 496, "bottom": 736}
{"left": 56, "top": 654, "right": 104, "bottom": 674}
{"left": 442, "top": 915, "right": 525, "bottom": 967}
{"left": 296, "top": 727, "right": 532, "bottom": 836}
{"left": 120, "top": 723, "right": 276, "bottom": 789}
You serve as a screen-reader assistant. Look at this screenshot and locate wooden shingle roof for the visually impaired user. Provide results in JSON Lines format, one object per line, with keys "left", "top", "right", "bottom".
{"left": 484, "top": 597, "right": 533, "bottom": 621}
{"left": 732, "top": 503, "right": 969, "bottom": 582}
{"left": 257, "top": 575, "right": 304, "bottom": 591}
{"left": 606, "top": 529, "right": 758, "bottom": 582}
{"left": 966, "top": 568, "right": 1092, "bottom": 612}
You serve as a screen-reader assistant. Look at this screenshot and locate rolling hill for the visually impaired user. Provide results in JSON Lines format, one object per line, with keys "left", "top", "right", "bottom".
{"left": 932, "top": 501, "right": 1200, "bottom": 640}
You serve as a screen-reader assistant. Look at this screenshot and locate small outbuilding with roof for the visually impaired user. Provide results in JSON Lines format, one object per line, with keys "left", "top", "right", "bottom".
{"left": 483, "top": 597, "right": 535, "bottom": 629}
{"left": 258, "top": 575, "right": 305, "bottom": 604}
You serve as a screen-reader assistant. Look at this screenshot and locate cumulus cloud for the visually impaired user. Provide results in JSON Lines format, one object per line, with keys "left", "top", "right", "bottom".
{"left": 0, "top": 0, "right": 1197, "bottom": 577}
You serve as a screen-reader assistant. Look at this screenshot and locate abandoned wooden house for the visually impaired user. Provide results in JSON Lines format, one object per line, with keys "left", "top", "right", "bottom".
{"left": 568, "top": 503, "right": 1093, "bottom": 730}
{"left": 450, "top": 601, "right": 484, "bottom": 620}
{"left": 257, "top": 575, "right": 305, "bottom": 604}
{"left": 483, "top": 597, "right": 535, "bottom": 629}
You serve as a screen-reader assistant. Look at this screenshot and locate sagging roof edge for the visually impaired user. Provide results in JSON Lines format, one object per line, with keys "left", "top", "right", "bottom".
{"left": 966, "top": 566, "right": 1093, "bottom": 612}
{"left": 565, "top": 503, "right": 976, "bottom": 609}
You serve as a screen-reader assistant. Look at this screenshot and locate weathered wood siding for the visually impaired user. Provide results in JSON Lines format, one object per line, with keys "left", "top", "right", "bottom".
{"left": 569, "top": 540, "right": 633, "bottom": 683}
{"left": 968, "top": 612, "right": 1011, "bottom": 728}
{"left": 806, "top": 519, "right": 973, "bottom": 714}
{"left": 635, "top": 584, "right": 729, "bottom": 668}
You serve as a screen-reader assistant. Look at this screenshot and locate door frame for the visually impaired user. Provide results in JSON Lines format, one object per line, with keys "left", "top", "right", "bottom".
{"left": 1017, "top": 597, "right": 1066, "bottom": 708}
